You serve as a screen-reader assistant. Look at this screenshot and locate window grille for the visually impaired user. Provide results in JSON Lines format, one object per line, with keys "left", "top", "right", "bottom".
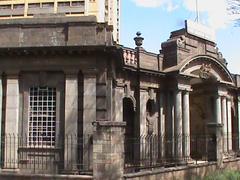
{"left": 28, "top": 87, "right": 56, "bottom": 147}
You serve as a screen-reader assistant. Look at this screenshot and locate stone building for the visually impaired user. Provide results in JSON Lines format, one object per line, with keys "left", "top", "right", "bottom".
{"left": 0, "top": 0, "right": 120, "bottom": 42}
{"left": 0, "top": 15, "right": 239, "bottom": 179}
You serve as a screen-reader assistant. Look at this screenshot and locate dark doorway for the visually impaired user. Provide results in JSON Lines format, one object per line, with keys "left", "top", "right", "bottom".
{"left": 123, "top": 97, "right": 135, "bottom": 165}
{"left": 189, "top": 84, "right": 215, "bottom": 162}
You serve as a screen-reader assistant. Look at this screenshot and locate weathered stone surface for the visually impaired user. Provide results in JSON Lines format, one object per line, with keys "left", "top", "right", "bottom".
{"left": 93, "top": 121, "right": 126, "bottom": 180}
{"left": 0, "top": 16, "right": 113, "bottom": 48}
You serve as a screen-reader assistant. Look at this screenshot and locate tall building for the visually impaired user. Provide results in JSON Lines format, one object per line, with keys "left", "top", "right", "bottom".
{"left": 0, "top": 0, "right": 120, "bottom": 42}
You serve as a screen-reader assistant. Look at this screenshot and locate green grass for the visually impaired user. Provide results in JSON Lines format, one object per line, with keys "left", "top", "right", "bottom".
{"left": 203, "top": 170, "right": 240, "bottom": 180}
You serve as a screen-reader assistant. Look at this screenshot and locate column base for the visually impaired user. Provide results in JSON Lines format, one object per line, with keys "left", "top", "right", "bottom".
{"left": 0, "top": 168, "right": 20, "bottom": 173}
{"left": 185, "top": 158, "right": 195, "bottom": 165}
{"left": 176, "top": 160, "right": 188, "bottom": 166}
{"left": 224, "top": 151, "right": 236, "bottom": 158}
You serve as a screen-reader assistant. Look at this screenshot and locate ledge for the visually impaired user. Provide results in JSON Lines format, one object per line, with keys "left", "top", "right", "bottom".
{"left": 207, "top": 122, "right": 223, "bottom": 128}
{"left": 124, "top": 162, "right": 218, "bottom": 178}
{"left": 92, "top": 121, "right": 126, "bottom": 127}
{"left": 0, "top": 15, "right": 97, "bottom": 26}
{"left": 0, "top": 171, "right": 92, "bottom": 180}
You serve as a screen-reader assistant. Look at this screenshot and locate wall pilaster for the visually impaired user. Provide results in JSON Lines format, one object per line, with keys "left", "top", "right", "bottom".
{"left": 0, "top": 75, "right": 3, "bottom": 166}
{"left": 64, "top": 71, "right": 79, "bottom": 171}
{"left": 4, "top": 73, "right": 19, "bottom": 169}
{"left": 82, "top": 71, "right": 96, "bottom": 170}
{"left": 227, "top": 98, "right": 232, "bottom": 152}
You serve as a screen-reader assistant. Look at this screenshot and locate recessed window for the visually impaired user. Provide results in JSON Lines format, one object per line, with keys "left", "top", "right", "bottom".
{"left": 28, "top": 87, "right": 56, "bottom": 147}
{"left": 71, "top": 1, "right": 84, "bottom": 7}
{"left": 42, "top": 2, "right": 54, "bottom": 8}
{"left": 28, "top": 3, "right": 40, "bottom": 8}
{"left": 13, "top": 4, "right": 24, "bottom": 9}
{"left": 0, "top": 5, "right": 11, "bottom": 9}
{"left": 58, "top": 2, "right": 70, "bottom": 7}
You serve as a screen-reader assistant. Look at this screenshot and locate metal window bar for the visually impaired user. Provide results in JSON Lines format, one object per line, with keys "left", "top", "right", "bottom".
{"left": 28, "top": 87, "right": 56, "bottom": 148}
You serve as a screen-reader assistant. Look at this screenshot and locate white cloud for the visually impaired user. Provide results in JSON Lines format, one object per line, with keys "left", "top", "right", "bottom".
{"left": 132, "top": 0, "right": 240, "bottom": 30}
{"left": 183, "top": 0, "right": 232, "bottom": 30}
{"left": 132, "top": 0, "right": 178, "bottom": 11}
{"left": 167, "top": 1, "right": 179, "bottom": 12}
{"left": 132, "top": 0, "right": 166, "bottom": 8}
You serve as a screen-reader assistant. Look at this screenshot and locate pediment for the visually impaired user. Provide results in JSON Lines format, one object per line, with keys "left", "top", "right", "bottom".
{"left": 179, "top": 55, "right": 233, "bottom": 84}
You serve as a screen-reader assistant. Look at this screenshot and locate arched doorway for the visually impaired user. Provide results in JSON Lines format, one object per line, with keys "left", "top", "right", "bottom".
{"left": 179, "top": 56, "right": 235, "bottom": 162}
{"left": 190, "top": 82, "right": 216, "bottom": 161}
{"left": 123, "top": 97, "right": 135, "bottom": 164}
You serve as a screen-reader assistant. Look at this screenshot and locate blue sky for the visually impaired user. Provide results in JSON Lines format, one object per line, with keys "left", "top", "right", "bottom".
{"left": 120, "top": 0, "right": 240, "bottom": 74}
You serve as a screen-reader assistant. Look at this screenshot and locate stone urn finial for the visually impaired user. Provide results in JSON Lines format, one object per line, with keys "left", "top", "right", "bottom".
{"left": 134, "top": 31, "right": 144, "bottom": 47}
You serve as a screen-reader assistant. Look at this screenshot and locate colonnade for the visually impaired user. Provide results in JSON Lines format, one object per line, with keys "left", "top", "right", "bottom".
{"left": 163, "top": 87, "right": 234, "bottom": 162}
{"left": 174, "top": 90, "right": 190, "bottom": 161}
{"left": 162, "top": 89, "right": 190, "bottom": 162}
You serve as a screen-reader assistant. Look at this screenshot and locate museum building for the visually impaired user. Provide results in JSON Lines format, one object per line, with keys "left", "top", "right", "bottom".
{"left": 0, "top": 15, "right": 239, "bottom": 179}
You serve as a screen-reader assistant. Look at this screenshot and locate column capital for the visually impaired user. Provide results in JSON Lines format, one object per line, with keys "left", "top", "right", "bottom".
{"left": 222, "top": 96, "right": 227, "bottom": 100}
{"left": 227, "top": 96, "right": 233, "bottom": 101}
{"left": 176, "top": 83, "right": 192, "bottom": 92}
{"left": 238, "top": 96, "right": 240, "bottom": 102}
{"left": 82, "top": 68, "right": 97, "bottom": 77}
{"left": 5, "top": 70, "right": 20, "bottom": 78}
{"left": 182, "top": 90, "right": 190, "bottom": 95}
{"left": 64, "top": 69, "right": 79, "bottom": 76}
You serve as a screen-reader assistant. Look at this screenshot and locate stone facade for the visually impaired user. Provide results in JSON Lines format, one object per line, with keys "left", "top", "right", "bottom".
{"left": 0, "top": 16, "right": 239, "bottom": 179}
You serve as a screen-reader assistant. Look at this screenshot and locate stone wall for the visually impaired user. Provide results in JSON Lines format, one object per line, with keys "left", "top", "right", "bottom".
{"left": 0, "top": 173, "right": 92, "bottom": 180}
{"left": 124, "top": 159, "right": 240, "bottom": 180}
{"left": 0, "top": 16, "right": 113, "bottom": 48}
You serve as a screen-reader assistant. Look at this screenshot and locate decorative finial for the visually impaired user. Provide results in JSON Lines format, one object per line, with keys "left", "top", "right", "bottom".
{"left": 136, "top": 31, "right": 141, "bottom": 37}
{"left": 134, "top": 31, "right": 144, "bottom": 47}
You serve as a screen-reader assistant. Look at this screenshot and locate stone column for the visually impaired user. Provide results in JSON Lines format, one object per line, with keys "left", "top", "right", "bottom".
{"left": 182, "top": 91, "right": 190, "bottom": 160}
{"left": 215, "top": 95, "right": 222, "bottom": 124}
{"left": 238, "top": 96, "right": 240, "bottom": 150}
{"left": 64, "top": 72, "right": 78, "bottom": 171}
{"left": 4, "top": 74, "right": 19, "bottom": 169}
{"left": 159, "top": 92, "right": 165, "bottom": 161}
{"left": 174, "top": 90, "right": 183, "bottom": 162}
{"left": 83, "top": 72, "right": 96, "bottom": 170}
{"left": 227, "top": 98, "right": 232, "bottom": 152}
{"left": 222, "top": 97, "right": 228, "bottom": 154}
{"left": 93, "top": 121, "right": 126, "bottom": 180}
{"left": 167, "top": 92, "right": 174, "bottom": 159}
{"left": 0, "top": 76, "right": 2, "bottom": 165}
{"left": 207, "top": 94, "right": 223, "bottom": 166}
